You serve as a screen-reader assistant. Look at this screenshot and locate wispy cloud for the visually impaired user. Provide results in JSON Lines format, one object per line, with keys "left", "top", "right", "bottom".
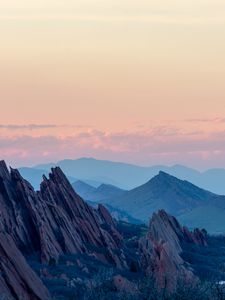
{"left": 185, "top": 118, "right": 225, "bottom": 123}
{"left": 0, "top": 124, "right": 59, "bottom": 130}
{"left": 0, "top": 124, "right": 89, "bottom": 130}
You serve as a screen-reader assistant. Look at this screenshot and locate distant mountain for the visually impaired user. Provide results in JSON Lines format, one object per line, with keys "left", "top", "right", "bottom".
{"left": 86, "top": 200, "right": 142, "bottom": 224}
{"left": 18, "top": 167, "right": 49, "bottom": 189}
{"left": 73, "top": 180, "right": 96, "bottom": 199}
{"left": 72, "top": 181, "right": 137, "bottom": 223}
{"left": 106, "top": 172, "right": 225, "bottom": 234}
{"left": 19, "top": 166, "right": 102, "bottom": 190}
{"left": 31, "top": 157, "right": 225, "bottom": 194}
{"left": 19, "top": 167, "right": 77, "bottom": 190}
{"left": 72, "top": 180, "right": 126, "bottom": 203}
{"left": 35, "top": 158, "right": 139, "bottom": 188}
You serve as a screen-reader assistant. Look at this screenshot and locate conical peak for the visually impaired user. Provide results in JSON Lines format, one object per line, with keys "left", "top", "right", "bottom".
{"left": 147, "top": 171, "right": 178, "bottom": 186}
{"left": 157, "top": 171, "right": 175, "bottom": 181}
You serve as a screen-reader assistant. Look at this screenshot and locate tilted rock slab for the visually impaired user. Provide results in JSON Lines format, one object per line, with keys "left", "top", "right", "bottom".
{"left": 140, "top": 209, "right": 207, "bottom": 291}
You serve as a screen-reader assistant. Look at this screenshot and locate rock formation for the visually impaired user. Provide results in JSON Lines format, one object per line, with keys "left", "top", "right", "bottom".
{"left": 140, "top": 209, "right": 207, "bottom": 291}
{"left": 0, "top": 232, "right": 50, "bottom": 300}
{"left": 0, "top": 160, "right": 209, "bottom": 299}
{"left": 0, "top": 161, "right": 125, "bottom": 265}
{"left": 0, "top": 160, "right": 127, "bottom": 299}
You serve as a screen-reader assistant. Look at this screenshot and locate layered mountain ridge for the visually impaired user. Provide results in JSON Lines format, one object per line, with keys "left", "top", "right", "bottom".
{"left": 0, "top": 160, "right": 216, "bottom": 299}
{"left": 104, "top": 171, "right": 225, "bottom": 233}
{"left": 72, "top": 180, "right": 126, "bottom": 203}
{"left": 26, "top": 157, "right": 225, "bottom": 194}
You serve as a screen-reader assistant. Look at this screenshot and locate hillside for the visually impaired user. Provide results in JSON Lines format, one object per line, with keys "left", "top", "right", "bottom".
{"left": 107, "top": 171, "right": 225, "bottom": 233}
{"left": 31, "top": 157, "right": 225, "bottom": 194}
{"left": 72, "top": 180, "right": 126, "bottom": 202}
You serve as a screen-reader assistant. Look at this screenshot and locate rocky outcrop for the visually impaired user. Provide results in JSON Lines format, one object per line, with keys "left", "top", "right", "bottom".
{"left": 140, "top": 210, "right": 207, "bottom": 291}
{"left": 0, "top": 160, "right": 128, "bottom": 299}
{"left": 98, "top": 204, "right": 116, "bottom": 227}
{"left": 38, "top": 167, "right": 125, "bottom": 266}
{"left": 0, "top": 160, "right": 209, "bottom": 298}
{"left": 149, "top": 210, "right": 207, "bottom": 249}
{"left": 0, "top": 161, "right": 125, "bottom": 266}
{"left": 0, "top": 232, "right": 50, "bottom": 300}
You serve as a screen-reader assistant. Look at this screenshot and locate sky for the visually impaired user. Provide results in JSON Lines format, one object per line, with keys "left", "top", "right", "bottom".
{"left": 1, "top": 0, "right": 225, "bottom": 168}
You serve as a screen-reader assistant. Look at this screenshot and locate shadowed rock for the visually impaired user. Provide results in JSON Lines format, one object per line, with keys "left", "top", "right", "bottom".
{"left": 0, "top": 161, "right": 125, "bottom": 266}
{"left": 140, "top": 209, "right": 207, "bottom": 291}
{"left": 0, "top": 232, "right": 50, "bottom": 300}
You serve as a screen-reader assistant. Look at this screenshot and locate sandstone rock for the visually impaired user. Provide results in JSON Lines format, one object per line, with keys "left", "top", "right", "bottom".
{"left": 0, "top": 161, "right": 125, "bottom": 266}
{"left": 0, "top": 232, "right": 50, "bottom": 300}
{"left": 98, "top": 204, "right": 116, "bottom": 227}
{"left": 140, "top": 210, "right": 206, "bottom": 291}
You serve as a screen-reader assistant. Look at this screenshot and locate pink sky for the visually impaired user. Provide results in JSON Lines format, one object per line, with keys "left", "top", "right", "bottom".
{"left": 2, "top": 119, "right": 225, "bottom": 169}
{"left": 1, "top": 1, "right": 225, "bottom": 168}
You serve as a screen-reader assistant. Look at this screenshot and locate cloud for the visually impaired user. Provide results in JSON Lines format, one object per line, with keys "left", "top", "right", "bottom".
{"left": 2, "top": 125, "right": 225, "bottom": 168}
{"left": 0, "top": 124, "right": 59, "bottom": 130}
{"left": 185, "top": 117, "right": 225, "bottom": 124}
{"left": 0, "top": 124, "right": 89, "bottom": 130}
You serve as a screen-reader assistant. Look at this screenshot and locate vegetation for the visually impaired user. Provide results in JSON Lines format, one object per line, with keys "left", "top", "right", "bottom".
{"left": 28, "top": 216, "right": 225, "bottom": 300}
{"left": 52, "top": 274, "right": 225, "bottom": 300}
{"left": 46, "top": 261, "right": 225, "bottom": 300}
{"left": 181, "top": 235, "right": 225, "bottom": 281}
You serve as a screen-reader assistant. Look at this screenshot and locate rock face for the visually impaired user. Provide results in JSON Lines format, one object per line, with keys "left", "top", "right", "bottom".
{"left": 140, "top": 210, "right": 207, "bottom": 291}
{"left": 0, "top": 160, "right": 127, "bottom": 299}
{"left": 38, "top": 167, "right": 125, "bottom": 266}
{"left": 0, "top": 232, "right": 50, "bottom": 300}
{"left": 0, "top": 161, "right": 124, "bottom": 266}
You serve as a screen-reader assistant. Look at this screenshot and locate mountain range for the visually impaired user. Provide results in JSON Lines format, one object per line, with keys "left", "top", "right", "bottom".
{"left": 72, "top": 180, "right": 126, "bottom": 202}
{"left": 1, "top": 160, "right": 225, "bottom": 299}
{"left": 18, "top": 157, "right": 225, "bottom": 194}
{"left": 74, "top": 171, "right": 225, "bottom": 234}
{"left": 72, "top": 181, "right": 139, "bottom": 223}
